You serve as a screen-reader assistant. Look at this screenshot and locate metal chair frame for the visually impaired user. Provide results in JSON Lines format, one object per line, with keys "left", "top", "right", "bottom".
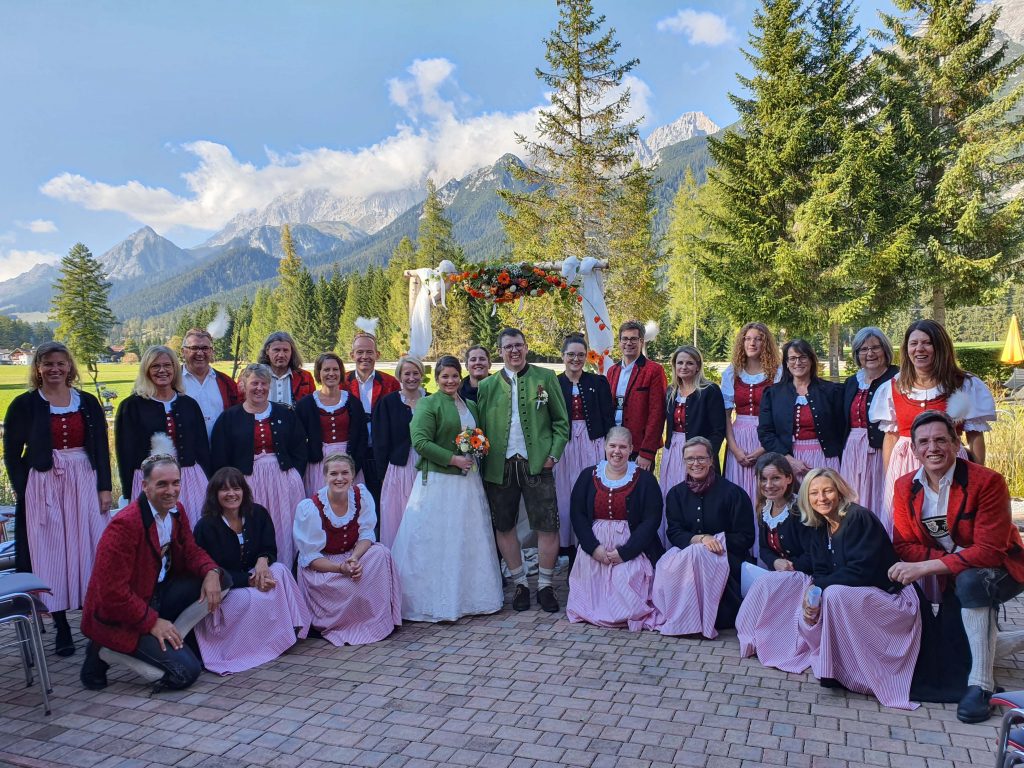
{"left": 0, "top": 591, "right": 52, "bottom": 715}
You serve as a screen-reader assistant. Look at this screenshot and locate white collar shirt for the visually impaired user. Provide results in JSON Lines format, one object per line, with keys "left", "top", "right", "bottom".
{"left": 182, "top": 367, "right": 223, "bottom": 438}
{"left": 504, "top": 367, "right": 528, "bottom": 459}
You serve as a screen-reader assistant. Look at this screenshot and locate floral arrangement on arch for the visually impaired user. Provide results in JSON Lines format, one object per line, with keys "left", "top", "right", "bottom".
{"left": 446, "top": 262, "right": 583, "bottom": 306}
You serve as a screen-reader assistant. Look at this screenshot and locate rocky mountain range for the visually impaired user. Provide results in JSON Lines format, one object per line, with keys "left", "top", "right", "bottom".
{"left": 0, "top": 110, "right": 722, "bottom": 319}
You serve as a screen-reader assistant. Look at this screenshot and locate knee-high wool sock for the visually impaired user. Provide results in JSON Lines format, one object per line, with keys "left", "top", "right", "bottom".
{"left": 962, "top": 606, "right": 997, "bottom": 691}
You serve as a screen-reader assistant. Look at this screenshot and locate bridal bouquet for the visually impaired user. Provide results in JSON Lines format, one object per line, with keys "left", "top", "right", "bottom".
{"left": 455, "top": 427, "right": 490, "bottom": 470}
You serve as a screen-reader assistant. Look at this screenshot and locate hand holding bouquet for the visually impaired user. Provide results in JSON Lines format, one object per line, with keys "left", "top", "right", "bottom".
{"left": 455, "top": 427, "right": 490, "bottom": 472}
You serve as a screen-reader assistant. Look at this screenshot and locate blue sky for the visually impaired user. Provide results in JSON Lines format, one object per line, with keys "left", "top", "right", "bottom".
{"left": 0, "top": 0, "right": 898, "bottom": 281}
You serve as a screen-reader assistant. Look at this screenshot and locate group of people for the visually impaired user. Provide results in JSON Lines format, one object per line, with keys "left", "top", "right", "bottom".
{"left": 3, "top": 316, "right": 1021, "bottom": 724}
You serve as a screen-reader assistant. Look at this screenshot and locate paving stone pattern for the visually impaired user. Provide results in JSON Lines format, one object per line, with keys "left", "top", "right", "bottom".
{"left": 0, "top": 575, "right": 1020, "bottom": 768}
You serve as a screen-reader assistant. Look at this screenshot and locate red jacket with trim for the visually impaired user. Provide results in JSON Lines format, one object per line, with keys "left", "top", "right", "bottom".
{"left": 81, "top": 496, "right": 219, "bottom": 653}
{"left": 893, "top": 458, "right": 1024, "bottom": 585}
{"left": 606, "top": 354, "right": 667, "bottom": 461}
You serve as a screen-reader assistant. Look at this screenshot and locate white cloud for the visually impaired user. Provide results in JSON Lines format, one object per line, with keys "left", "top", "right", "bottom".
{"left": 656, "top": 9, "right": 735, "bottom": 46}
{"left": 16, "top": 219, "right": 58, "bottom": 234}
{"left": 40, "top": 58, "right": 657, "bottom": 234}
{"left": 0, "top": 249, "right": 60, "bottom": 282}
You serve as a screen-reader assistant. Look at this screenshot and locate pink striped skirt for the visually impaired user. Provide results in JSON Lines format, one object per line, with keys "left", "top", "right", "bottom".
{"left": 840, "top": 428, "right": 884, "bottom": 521}
{"left": 298, "top": 543, "right": 402, "bottom": 645}
{"left": 194, "top": 562, "right": 311, "bottom": 674}
{"left": 658, "top": 433, "right": 688, "bottom": 546}
{"left": 566, "top": 520, "right": 658, "bottom": 631}
{"left": 652, "top": 532, "right": 730, "bottom": 639}
{"left": 303, "top": 441, "right": 348, "bottom": 497}
{"left": 554, "top": 422, "right": 604, "bottom": 548}
{"left": 724, "top": 415, "right": 760, "bottom": 506}
{"left": 246, "top": 453, "right": 305, "bottom": 569}
{"left": 797, "top": 584, "right": 921, "bottom": 710}
{"left": 379, "top": 448, "right": 419, "bottom": 549}
{"left": 132, "top": 464, "right": 208, "bottom": 522}
{"left": 792, "top": 439, "right": 840, "bottom": 477}
{"left": 881, "top": 436, "right": 968, "bottom": 536}
{"left": 736, "top": 570, "right": 814, "bottom": 671}
{"left": 25, "top": 448, "right": 107, "bottom": 612}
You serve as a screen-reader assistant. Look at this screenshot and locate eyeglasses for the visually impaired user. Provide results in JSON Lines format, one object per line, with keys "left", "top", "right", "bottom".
{"left": 502, "top": 343, "right": 526, "bottom": 352}
{"left": 859, "top": 345, "right": 883, "bottom": 355}
{"left": 564, "top": 352, "right": 586, "bottom": 359}
{"left": 183, "top": 345, "right": 213, "bottom": 352}
{"left": 787, "top": 355, "right": 810, "bottom": 364}
{"left": 684, "top": 456, "right": 711, "bottom": 465}
{"left": 619, "top": 336, "right": 641, "bottom": 343}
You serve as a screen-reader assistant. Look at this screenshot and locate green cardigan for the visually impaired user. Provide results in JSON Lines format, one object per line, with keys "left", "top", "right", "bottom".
{"left": 411, "top": 391, "right": 480, "bottom": 477}
{"left": 476, "top": 363, "right": 570, "bottom": 485}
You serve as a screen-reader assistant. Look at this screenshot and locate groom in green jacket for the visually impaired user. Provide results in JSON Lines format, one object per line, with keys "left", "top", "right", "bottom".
{"left": 478, "top": 328, "right": 570, "bottom": 613}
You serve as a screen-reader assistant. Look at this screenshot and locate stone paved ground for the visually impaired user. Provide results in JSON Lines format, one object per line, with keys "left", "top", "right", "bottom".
{"left": 0, "top": 574, "right": 1020, "bottom": 768}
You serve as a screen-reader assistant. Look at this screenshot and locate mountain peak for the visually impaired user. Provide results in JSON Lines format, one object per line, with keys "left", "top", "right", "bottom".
{"left": 644, "top": 112, "right": 720, "bottom": 155}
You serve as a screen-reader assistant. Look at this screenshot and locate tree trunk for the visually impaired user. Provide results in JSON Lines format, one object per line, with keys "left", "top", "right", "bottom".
{"left": 931, "top": 284, "right": 946, "bottom": 326}
{"left": 828, "top": 323, "right": 841, "bottom": 379}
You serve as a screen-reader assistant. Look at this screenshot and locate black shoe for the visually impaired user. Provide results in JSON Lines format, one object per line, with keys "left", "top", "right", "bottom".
{"left": 512, "top": 584, "right": 530, "bottom": 611}
{"left": 537, "top": 586, "right": 559, "bottom": 613}
{"left": 79, "top": 642, "right": 108, "bottom": 690}
{"left": 819, "top": 677, "right": 843, "bottom": 689}
{"left": 54, "top": 623, "right": 75, "bottom": 657}
{"left": 957, "top": 685, "right": 993, "bottom": 724}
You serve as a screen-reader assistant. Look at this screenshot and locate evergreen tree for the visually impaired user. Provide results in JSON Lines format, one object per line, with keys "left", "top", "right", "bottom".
{"left": 247, "top": 287, "right": 279, "bottom": 361}
{"left": 384, "top": 237, "right": 417, "bottom": 357}
{"left": 606, "top": 162, "right": 662, "bottom": 329}
{"left": 336, "top": 276, "right": 365, "bottom": 354}
{"left": 879, "top": 0, "right": 1024, "bottom": 323}
{"left": 499, "top": 0, "right": 640, "bottom": 345}
{"left": 228, "top": 297, "right": 252, "bottom": 374}
{"left": 277, "top": 224, "right": 316, "bottom": 356}
{"left": 50, "top": 242, "right": 117, "bottom": 391}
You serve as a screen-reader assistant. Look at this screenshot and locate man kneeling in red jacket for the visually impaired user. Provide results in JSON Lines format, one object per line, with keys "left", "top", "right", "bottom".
{"left": 889, "top": 410, "right": 1024, "bottom": 723}
{"left": 80, "top": 453, "right": 226, "bottom": 690}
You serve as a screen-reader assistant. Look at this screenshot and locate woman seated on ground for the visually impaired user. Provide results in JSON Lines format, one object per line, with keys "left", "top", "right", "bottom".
{"left": 652, "top": 436, "right": 755, "bottom": 639}
{"left": 293, "top": 453, "right": 401, "bottom": 645}
{"left": 795, "top": 468, "right": 920, "bottom": 709}
{"left": 566, "top": 426, "right": 663, "bottom": 631}
{"left": 735, "top": 453, "right": 820, "bottom": 663}
{"left": 192, "top": 468, "right": 310, "bottom": 674}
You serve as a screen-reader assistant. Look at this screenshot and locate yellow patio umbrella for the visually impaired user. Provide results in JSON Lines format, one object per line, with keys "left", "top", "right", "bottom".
{"left": 1001, "top": 314, "right": 1024, "bottom": 365}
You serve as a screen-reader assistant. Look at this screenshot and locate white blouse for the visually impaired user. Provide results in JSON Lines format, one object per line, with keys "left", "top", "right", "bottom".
{"left": 595, "top": 460, "right": 638, "bottom": 489}
{"left": 41, "top": 388, "right": 80, "bottom": 414}
{"left": 720, "top": 365, "right": 782, "bottom": 409}
{"left": 293, "top": 484, "right": 377, "bottom": 568}
{"left": 868, "top": 373, "right": 996, "bottom": 434}
{"left": 312, "top": 390, "right": 349, "bottom": 412}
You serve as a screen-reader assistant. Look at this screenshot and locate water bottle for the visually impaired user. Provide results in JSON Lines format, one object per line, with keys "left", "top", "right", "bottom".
{"left": 807, "top": 586, "right": 822, "bottom": 608}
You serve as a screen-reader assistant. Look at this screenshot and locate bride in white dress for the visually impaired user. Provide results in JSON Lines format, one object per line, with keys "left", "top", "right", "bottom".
{"left": 390, "top": 356, "right": 504, "bottom": 622}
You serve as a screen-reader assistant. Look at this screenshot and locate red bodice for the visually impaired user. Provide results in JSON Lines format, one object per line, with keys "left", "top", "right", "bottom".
{"left": 592, "top": 472, "right": 640, "bottom": 521}
{"left": 318, "top": 406, "right": 351, "bottom": 444}
{"left": 793, "top": 399, "right": 817, "bottom": 440}
{"left": 849, "top": 389, "right": 870, "bottom": 429}
{"left": 672, "top": 401, "right": 687, "bottom": 434}
{"left": 253, "top": 417, "right": 275, "bottom": 455}
{"left": 49, "top": 410, "right": 86, "bottom": 449}
{"left": 764, "top": 527, "right": 782, "bottom": 558}
{"left": 892, "top": 385, "right": 950, "bottom": 437}
{"left": 570, "top": 393, "right": 585, "bottom": 421}
{"left": 313, "top": 487, "right": 362, "bottom": 555}
{"left": 733, "top": 377, "right": 771, "bottom": 416}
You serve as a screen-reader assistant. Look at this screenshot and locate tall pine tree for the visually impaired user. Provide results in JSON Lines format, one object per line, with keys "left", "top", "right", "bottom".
{"left": 606, "top": 162, "right": 662, "bottom": 328}
{"left": 277, "top": 224, "right": 316, "bottom": 356}
{"left": 879, "top": 0, "right": 1024, "bottom": 323}
{"left": 50, "top": 242, "right": 117, "bottom": 392}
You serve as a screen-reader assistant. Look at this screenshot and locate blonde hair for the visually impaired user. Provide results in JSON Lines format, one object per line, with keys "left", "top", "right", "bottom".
{"left": 798, "top": 468, "right": 857, "bottom": 528}
{"left": 134, "top": 346, "right": 184, "bottom": 398}
{"left": 322, "top": 452, "right": 356, "bottom": 476}
{"left": 395, "top": 355, "right": 424, "bottom": 379}
{"left": 28, "top": 342, "right": 79, "bottom": 389}
{"left": 668, "top": 345, "right": 711, "bottom": 403}
{"left": 729, "top": 322, "right": 780, "bottom": 380}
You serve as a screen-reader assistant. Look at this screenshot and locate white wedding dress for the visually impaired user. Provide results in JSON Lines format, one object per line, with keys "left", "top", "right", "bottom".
{"left": 390, "top": 401, "right": 504, "bottom": 622}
